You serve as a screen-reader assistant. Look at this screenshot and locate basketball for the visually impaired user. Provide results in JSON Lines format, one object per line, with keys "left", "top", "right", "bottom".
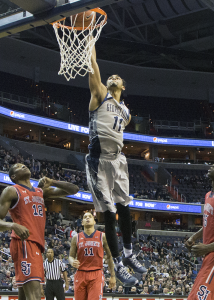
{"left": 71, "top": 10, "right": 96, "bottom": 29}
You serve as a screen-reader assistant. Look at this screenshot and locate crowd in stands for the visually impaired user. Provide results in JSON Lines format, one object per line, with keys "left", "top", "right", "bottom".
{"left": 133, "top": 187, "right": 172, "bottom": 201}
{"left": 0, "top": 145, "right": 177, "bottom": 202}
{"left": 1, "top": 145, "right": 211, "bottom": 204}
{"left": 168, "top": 168, "right": 211, "bottom": 204}
{"left": 0, "top": 72, "right": 213, "bottom": 139}
{"left": 0, "top": 211, "right": 200, "bottom": 295}
{"left": 0, "top": 146, "right": 88, "bottom": 191}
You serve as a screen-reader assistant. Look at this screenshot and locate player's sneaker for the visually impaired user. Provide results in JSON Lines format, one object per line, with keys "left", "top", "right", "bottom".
{"left": 115, "top": 265, "right": 138, "bottom": 287}
{"left": 123, "top": 253, "right": 147, "bottom": 273}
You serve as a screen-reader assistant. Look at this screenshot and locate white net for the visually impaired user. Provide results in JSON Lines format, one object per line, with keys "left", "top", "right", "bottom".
{"left": 52, "top": 9, "right": 107, "bottom": 81}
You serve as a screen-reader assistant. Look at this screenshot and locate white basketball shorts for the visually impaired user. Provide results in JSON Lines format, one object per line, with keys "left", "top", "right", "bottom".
{"left": 85, "top": 153, "right": 133, "bottom": 213}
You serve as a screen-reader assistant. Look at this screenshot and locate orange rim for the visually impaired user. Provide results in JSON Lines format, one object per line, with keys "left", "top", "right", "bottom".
{"left": 51, "top": 8, "right": 107, "bottom": 30}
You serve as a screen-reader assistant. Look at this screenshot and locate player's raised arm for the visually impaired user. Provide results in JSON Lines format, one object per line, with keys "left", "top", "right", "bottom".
{"left": 38, "top": 177, "right": 79, "bottom": 199}
{"left": 102, "top": 233, "right": 116, "bottom": 289}
{"left": 0, "top": 186, "right": 29, "bottom": 240}
{"left": 89, "top": 45, "right": 107, "bottom": 111}
{"left": 68, "top": 235, "right": 80, "bottom": 269}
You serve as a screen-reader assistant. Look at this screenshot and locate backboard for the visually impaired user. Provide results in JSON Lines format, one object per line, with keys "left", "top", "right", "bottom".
{"left": 0, "top": 0, "right": 121, "bottom": 38}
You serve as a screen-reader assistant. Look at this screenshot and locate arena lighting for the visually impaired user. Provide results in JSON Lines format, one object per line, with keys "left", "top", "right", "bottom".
{"left": 1, "top": 105, "right": 214, "bottom": 147}
{"left": 0, "top": 171, "right": 202, "bottom": 213}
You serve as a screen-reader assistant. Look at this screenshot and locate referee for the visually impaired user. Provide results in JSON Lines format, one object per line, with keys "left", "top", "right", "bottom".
{"left": 44, "top": 248, "right": 69, "bottom": 300}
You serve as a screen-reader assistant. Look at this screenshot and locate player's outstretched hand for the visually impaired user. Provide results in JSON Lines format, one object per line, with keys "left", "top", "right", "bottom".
{"left": 191, "top": 243, "right": 209, "bottom": 257}
{"left": 185, "top": 237, "right": 195, "bottom": 252}
{"left": 108, "top": 276, "right": 116, "bottom": 290}
{"left": 11, "top": 223, "right": 30, "bottom": 241}
{"left": 38, "top": 177, "right": 53, "bottom": 189}
{"left": 72, "top": 259, "right": 80, "bottom": 269}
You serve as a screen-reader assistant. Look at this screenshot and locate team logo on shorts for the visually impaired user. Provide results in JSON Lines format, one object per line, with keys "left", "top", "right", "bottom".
{"left": 197, "top": 285, "right": 210, "bottom": 300}
{"left": 21, "top": 261, "right": 31, "bottom": 276}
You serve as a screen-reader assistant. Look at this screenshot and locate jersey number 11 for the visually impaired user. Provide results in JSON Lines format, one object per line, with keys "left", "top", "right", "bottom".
{"left": 113, "top": 116, "right": 123, "bottom": 132}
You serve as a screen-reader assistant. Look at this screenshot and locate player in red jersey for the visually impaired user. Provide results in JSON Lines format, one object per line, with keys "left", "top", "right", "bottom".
{"left": 69, "top": 212, "right": 116, "bottom": 300}
{"left": 0, "top": 163, "right": 79, "bottom": 300}
{"left": 185, "top": 166, "right": 214, "bottom": 300}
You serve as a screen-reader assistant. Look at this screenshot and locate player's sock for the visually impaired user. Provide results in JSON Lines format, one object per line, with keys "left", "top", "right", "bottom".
{"left": 123, "top": 243, "right": 132, "bottom": 257}
{"left": 113, "top": 256, "right": 124, "bottom": 270}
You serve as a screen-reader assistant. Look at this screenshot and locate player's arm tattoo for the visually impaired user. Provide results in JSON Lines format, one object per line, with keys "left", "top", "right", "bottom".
{"left": 68, "top": 235, "right": 78, "bottom": 266}
{"left": 102, "top": 233, "right": 115, "bottom": 278}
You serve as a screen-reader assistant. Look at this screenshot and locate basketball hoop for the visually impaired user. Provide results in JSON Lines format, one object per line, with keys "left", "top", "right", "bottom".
{"left": 51, "top": 8, "right": 107, "bottom": 81}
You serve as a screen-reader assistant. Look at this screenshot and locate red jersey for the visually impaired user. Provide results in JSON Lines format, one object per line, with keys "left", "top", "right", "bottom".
{"left": 203, "top": 191, "right": 214, "bottom": 245}
{"left": 76, "top": 230, "right": 104, "bottom": 271}
{"left": 9, "top": 184, "right": 46, "bottom": 251}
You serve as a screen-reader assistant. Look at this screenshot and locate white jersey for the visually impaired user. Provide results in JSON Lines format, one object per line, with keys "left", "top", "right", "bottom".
{"left": 88, "top": 93, "right": 130, "bottom": 156}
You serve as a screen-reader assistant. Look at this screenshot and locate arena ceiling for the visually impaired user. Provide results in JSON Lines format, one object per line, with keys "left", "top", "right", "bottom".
{"left": 1, "top": 0, "right": 214, "bottom": 72}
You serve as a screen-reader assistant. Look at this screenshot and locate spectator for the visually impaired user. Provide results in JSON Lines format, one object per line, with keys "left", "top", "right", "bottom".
{"left": 174, "top": 286, "right": 182, "bottom": 295}
{"left": 62, "top": 254, "right": 69, "bottom": 265}
{"left": 58, "top": 211, "right": 64, "bottom": 225}
{"left": 116, "top": 285, "right": 124, "bottom": 294}
{"left": 3, "top": 243, "right": 10, "bottom": 255}
{"left": 141, "top": 286, "right": 149, "bottom": 295}
{"left": 64, "top": 223, "right": 72, "bottom": 238}
{"left": 71, "top": 227, "right": 78, "bottom": 237}
{"left": 76, "top": 215, "right": 82, "bottom": 228}
{"left": 151, "top": 285, "right": 160, "bottom": 295}
{"left": 12, "top": 277, "right": 18, "bottom": 292}
{"left": 161, "top": 287, "right": 169, "bottom": 295}
{"left": 129, "top": 286, "right": 138, "bottom": 294}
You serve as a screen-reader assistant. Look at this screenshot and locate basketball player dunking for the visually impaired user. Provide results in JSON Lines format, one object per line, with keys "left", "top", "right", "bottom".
{"left": 0, "top": 163, "right": 79, "bottom": 300}
{"left": 69, "top": 212, "right": 116, "bottom": 300}
{"left": 85, "top": 44, "right": 147, "bottom": 286}
{"left": 185, "top": 166, "right": 214, "bottom": 300}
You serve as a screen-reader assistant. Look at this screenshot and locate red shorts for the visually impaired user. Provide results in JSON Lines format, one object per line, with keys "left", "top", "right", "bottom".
{"left": 188, "top": 252, "right": 214, "bottom": 300}
{"left": 10, "top": 238, "right": 44, "bottom": 287}
{"left": 74, "top": 270, "right": 104, "bottom": 300}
